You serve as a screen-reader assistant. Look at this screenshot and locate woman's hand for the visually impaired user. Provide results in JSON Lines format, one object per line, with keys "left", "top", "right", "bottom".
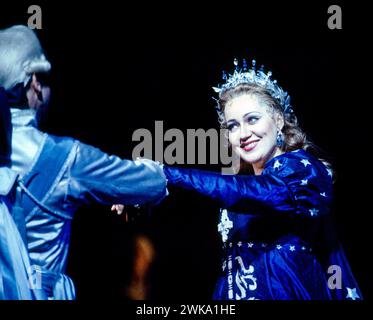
{"left": 111, "top": 204, "right": 130, "bottom": 222}
{"left": 111, "top": 204, "right": 142, "bottom": 222}
{"left": 111, "top": 204, "right": 124, "bottom": 215}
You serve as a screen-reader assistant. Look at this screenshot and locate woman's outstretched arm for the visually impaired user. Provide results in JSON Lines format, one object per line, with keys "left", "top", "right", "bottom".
{"left": 163, "top": 166, "right": 295, "bottom": 213}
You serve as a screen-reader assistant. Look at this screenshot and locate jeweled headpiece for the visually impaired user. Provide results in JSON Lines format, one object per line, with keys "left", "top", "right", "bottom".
{"left": 213, "top": 58, "right": 295, "bottom": 127}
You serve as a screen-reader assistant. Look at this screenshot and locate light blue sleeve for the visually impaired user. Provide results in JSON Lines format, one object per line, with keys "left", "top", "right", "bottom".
{"left": 66, "top": 142, "right": 168, "bottom": 207}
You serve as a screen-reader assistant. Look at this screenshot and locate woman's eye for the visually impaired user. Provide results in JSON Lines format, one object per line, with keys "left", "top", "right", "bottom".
{"left": 227, "top": 123, "right": 238, "bottom": 131}
{"left": 247, "top": 116, "right": 259, "bottom": 124}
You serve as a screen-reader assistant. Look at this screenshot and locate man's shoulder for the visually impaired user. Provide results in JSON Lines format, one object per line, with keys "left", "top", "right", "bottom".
{"left": 45, "top": 133, "right": 76, "bottom": 145}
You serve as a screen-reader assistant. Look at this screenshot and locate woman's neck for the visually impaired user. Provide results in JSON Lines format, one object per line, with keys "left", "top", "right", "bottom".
{"left": 252, "top": 147, "right": 284, "bottom": 175}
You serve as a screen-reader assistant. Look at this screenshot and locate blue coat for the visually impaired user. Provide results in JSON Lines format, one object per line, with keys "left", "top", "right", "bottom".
{"left": 3, "top": 108, "right": 167, "bottom": 299}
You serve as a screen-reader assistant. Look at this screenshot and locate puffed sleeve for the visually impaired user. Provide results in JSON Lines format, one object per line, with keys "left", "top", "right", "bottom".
{"left": 264, "top": 150, "right": 333, "bottom": 216}
{"left": 164, "top": 150, "right": 332, "bottom": 216}
{"left": 66, "top": 142, "right": 168, "bottom": 207}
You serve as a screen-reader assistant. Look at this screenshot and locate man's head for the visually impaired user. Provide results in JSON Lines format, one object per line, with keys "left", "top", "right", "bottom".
{"left": 0, "top": 25, "right": 51, "bottom": 109}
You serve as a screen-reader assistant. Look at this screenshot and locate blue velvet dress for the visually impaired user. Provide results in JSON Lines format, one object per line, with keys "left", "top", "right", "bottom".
{"left": 163, "top": 149, "right": 362, "bottom": 300}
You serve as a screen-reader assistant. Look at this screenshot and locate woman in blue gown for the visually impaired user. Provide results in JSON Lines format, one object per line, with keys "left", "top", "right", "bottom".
{"left": 162, "top": 59, "right": 362, "bottom": 300}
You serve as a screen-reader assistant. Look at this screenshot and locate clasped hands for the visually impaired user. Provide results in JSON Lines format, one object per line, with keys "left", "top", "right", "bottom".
{"left": 111, "top": 204, "right": 142, "bottom": 222}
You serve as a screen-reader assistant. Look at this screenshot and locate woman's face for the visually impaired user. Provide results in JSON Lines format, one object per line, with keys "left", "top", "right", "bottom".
{"left": 224, "top": 93, "right": 283, "bottom": 174}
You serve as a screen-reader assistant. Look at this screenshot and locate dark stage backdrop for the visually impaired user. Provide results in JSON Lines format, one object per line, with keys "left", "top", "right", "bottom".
{"left": 1, "top": 2, "right": 371, "bottom": 301}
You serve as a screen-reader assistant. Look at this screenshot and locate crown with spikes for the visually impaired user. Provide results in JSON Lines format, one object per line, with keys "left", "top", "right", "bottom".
{"left": 213, "top": 58, "right": 295, "bottom": 126}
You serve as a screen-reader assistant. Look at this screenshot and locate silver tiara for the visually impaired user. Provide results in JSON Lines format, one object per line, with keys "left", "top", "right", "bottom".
{"left": 213, "top": 58, "right": 294, "bottom": 126}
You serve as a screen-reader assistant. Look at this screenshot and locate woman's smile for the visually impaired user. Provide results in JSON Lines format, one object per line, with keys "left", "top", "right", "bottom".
{"left": 241, "top": 139, "right": 260, "bottom": 152}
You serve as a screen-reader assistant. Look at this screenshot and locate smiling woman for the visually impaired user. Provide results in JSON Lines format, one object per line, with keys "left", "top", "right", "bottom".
{"left": 224, "top": 93, "right": 284, "bottom": 175}
{"left": 161, "top": 58, "right": 362, "bottom": 300}
{"left": 220, "top": 81, "right": 317, "bottom": 175}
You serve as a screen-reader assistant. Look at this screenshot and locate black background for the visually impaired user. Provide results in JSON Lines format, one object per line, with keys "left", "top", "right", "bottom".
{"left": 1, "top": 0, "right": 372, "bottom": 304}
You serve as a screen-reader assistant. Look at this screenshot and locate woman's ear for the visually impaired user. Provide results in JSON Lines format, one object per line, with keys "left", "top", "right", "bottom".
{"left": 276, "top": 112, "right": 285, "bottom": 131}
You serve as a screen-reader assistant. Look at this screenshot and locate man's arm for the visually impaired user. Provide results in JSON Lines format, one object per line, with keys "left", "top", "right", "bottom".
{"left": 66, "top": 142, "right": 168, "bottom": 208}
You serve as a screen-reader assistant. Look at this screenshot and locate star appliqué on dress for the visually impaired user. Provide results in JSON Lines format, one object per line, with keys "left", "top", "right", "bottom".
{"left": 300, "top": 179, "right": 308, "bottom": 186}
{"left": 273, "top": 160, "right": 282, "bottom": 169}
{"left": 222, "top": 260, "right": 227, "bottom": 271}
{"left": 346, "top": 287, "right": 360, "bottom": 300}
{"left": 327, "top": 168, "right": 333, "bottom": 177}
{"left": 309, "top": 208, "right": 319, "bottom": 216}
{"left": 300, "top": 159, "right": 311, "bottom": 167}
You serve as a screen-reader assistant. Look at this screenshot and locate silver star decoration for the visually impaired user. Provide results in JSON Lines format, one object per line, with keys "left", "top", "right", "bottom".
{"left": 276, "top": 244, "right": 282, "bottom": 249}
{"left": 238, "top": 241, "right": 242, "bottom": 247}
{"left": 222, "top": 261, "right": 227, "bottom": 271}
{"left": 320, "top": 192, "right": 327, "bottom": 197}
{"left": 301, "top": 246, "right": 306, "bottom": 250}
{"left": 229, "top": 242, "right": 233, "bottom": 247}
{"left": 346, "top": 287, "right": 360, "bottom": 300}
{"left": 248, "top": 242, "right": 254, "bottom": 248}
{"left": 301, "top": 159, "right": 311, "bottom": 167}
{"left": 327, "top": 168, "right": 333, "bottom": 177}
{"left": 273, "top": 160, "right": 282, "bottom": 169}
{"left": 300, "top": 179, "right": 308, "bottom": 186}
{"left": 309, "top": 208, "right": 319, "bottom": 216}
{"left": 289, "top": 246, "right": 295, "bottom": 251}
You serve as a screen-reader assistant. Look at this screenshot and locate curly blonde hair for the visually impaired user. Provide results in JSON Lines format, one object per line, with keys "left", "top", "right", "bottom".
{"left": 217, "top": 83, "right": 335, "bottom": 179}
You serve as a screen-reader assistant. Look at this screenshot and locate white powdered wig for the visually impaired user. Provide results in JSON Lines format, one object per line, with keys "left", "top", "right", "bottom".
{"left": 0, "top": 25, "right": 51, "bottom": 90}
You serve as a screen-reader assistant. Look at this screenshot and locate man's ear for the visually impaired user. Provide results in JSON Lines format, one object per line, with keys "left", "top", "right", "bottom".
{"left": 26, "top": 73, "right": 44, "bottom": 108}
{"left": 30, "top": 73, "right": 42, "bottom": 94}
